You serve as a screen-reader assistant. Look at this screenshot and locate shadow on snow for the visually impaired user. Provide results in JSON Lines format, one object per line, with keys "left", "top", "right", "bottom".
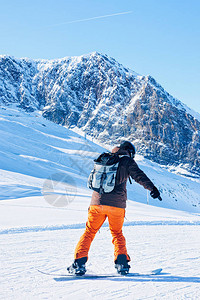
{"left": 53, "top": 275, "right": 200, "bottom": 283}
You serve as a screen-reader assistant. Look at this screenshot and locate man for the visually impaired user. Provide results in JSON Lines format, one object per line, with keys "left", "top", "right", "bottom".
{"left": 67, "top": 141, "right": 161, "bottom": 275}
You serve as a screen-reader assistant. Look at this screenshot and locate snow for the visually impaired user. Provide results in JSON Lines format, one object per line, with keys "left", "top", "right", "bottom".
{"left": 0, "top": 106, "right": 200, "bottom": 299}
{"left": 1, "top": 195, "right": 200, "bottom": 299}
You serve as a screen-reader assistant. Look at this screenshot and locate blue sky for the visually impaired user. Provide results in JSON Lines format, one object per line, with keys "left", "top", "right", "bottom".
{"left": 0, "top": 0, "right": 199, "bottom": 113}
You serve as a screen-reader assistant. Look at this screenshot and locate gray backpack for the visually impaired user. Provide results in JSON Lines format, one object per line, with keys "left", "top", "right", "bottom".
{"left": 87, "top": 152, "right": 129, "bottom": 194}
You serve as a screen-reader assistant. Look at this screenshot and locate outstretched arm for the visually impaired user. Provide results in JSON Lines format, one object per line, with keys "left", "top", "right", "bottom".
{"left": 128, "top": 159, "right": 162, "bottom": 200}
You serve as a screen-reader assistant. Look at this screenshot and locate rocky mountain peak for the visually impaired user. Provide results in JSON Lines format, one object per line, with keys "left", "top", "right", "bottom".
{"left": 0, "top": 53, "right": 199, "bottom": 176}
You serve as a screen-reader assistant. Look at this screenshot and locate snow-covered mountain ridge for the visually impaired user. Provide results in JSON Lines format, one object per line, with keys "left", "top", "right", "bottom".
{"left": 0, "top": 52, "right": 200, "bottom": 175}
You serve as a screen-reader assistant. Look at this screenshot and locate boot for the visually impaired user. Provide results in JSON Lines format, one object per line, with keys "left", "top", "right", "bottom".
{"left": 67, "top": 257, "right": 87, "bottom": 276}
{"left": 115, "top": 254, "right": 130, "bottom": 275}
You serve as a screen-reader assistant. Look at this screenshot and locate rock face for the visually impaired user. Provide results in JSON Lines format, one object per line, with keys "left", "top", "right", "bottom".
{"left": 0, "top": 52, "right": 200, "bottom": 175}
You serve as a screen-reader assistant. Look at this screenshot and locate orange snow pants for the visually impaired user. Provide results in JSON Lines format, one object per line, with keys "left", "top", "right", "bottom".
{"left": 74, "top": 205, "right": 130, "bottom": 262}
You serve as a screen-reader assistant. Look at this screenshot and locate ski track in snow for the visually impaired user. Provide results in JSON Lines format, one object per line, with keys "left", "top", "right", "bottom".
{"left": 0, "top": 106, "right": 200, "bottom": 299}
{"left": 1, "top": 220, "right": 200, "bottom": 235}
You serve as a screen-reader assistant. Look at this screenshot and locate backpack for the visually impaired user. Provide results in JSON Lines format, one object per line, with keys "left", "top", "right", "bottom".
{"left": 87, "top": 152, "right": 129, "bottom": 194}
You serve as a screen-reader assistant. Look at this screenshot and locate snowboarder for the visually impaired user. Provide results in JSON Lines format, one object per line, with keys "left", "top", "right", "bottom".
{"left": 67, "top": 141, "right": 161, "bottom": 276}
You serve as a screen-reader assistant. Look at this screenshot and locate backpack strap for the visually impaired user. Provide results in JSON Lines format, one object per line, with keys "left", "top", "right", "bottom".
{"left": 99, "top": 166, "right": 107, "bottom": 194}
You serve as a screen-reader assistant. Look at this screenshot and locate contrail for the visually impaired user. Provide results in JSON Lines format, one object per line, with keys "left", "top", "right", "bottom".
{"left": 48, "top": 11, "right": 133, "bottom": 28}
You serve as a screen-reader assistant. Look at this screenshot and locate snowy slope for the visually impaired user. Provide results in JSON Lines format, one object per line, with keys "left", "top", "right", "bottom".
{"left": 0, "top": 106, "right": 199, "bottom": 212}
{"left": 0, "top": 107, "right": 200, "bottom": 299}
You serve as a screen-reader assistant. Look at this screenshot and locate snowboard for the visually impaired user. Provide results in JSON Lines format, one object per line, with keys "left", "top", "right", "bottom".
{"left": 37, "top": 268, "right": 162, "bottom": 279}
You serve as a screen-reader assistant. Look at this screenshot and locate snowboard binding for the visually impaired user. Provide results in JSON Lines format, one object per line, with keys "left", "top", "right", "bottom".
{"left": 67, "top": 257, "right": 87, "bottom": 276}
{"left": 115, "top": 254, "right": 130, "bottom": 275}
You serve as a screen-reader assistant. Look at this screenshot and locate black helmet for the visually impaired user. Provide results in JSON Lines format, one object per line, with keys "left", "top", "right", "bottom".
{"left": 120, "top": 141, "right": 136, "bottom": 158}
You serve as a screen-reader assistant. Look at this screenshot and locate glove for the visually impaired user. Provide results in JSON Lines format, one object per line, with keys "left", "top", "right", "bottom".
{"left": 150, "top": 186, "right": 162, "bottom": 201}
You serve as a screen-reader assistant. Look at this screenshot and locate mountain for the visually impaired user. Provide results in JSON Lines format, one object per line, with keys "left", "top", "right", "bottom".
{"left": 0, "top": 52, "right": 200, "bottom": 175}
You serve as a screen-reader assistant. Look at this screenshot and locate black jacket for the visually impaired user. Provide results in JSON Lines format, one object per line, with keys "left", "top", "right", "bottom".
{"left": 90, "top": 149, "right": 155, "bottom": 208}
